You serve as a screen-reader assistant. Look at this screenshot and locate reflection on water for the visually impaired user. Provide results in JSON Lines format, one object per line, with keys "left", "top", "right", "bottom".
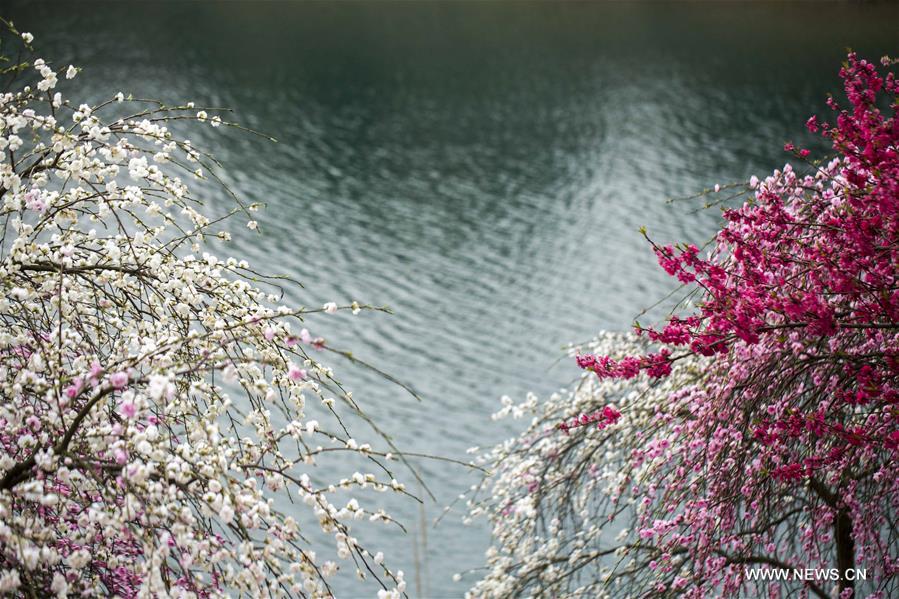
{"left": 7, "top": 1, "right": 897, "bottom": 596}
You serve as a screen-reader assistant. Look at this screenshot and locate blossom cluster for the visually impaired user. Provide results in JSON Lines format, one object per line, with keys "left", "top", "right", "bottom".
{"left": 469, "top": 54, "right": 898, "bottom": 598}
{"left": 556, "top": 405, "right": 621, "bottom": 434}
{"left": 0, "top": 25, "right": 409, "bottom": 598}
{"left": 464, "top": 333, "right": 709, "bottom": 598}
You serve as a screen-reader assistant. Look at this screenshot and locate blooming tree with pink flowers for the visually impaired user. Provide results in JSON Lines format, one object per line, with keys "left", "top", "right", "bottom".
{"left": 468, "top": 54, "right": 898, "bottom": 598}
{"left": 0, "top": 24, "right": 413, "bottom": 598}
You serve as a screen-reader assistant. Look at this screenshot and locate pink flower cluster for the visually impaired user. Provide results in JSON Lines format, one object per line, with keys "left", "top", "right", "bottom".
{"left": 575, "top": 349, "right": 672, "bottom": 379}
{"left": 557, "top": 405, "right": 621, "bottom": 434}
{"left": 571, "top": 54, "right": 899, "bottom": 595}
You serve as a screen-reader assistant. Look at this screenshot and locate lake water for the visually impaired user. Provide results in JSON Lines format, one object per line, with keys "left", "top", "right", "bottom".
{"left": 7, "top": 1, "right": 897, "bottom": 596}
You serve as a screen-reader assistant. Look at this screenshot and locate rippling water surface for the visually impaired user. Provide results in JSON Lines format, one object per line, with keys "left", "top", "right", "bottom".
{"left": 8, "top": 1, "right": 897, "bottom": 596}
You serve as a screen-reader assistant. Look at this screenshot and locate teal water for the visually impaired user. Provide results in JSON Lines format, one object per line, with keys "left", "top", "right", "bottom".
{"left": 6, "top": 1, "right": 897, "bottom": 596}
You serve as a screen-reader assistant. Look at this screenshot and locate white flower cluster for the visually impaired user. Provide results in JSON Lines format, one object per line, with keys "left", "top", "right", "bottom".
{"left": 463, "top": 332, "right": 705, "bottom": 598}
{"left": 0, "top": 26, "right": 406, "bottom": 598}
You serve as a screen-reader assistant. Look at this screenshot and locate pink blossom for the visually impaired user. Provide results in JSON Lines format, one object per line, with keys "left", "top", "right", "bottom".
{"left": 64, "top": 377, "right": 83, "bottom": 400}
{"left": 118, "top": 400, "right": 137, "bottom": 419}
{"left": 287, "top": 365, "right": 307, "bottom": 382}
{"left": 24, "top": 188, "right": 45, "bottom": 212}
{"left": 109, "top": 371, "right": 129, "bottom": 390}
{"left": 88, "top": 360, "right": 104, "bottom": 383}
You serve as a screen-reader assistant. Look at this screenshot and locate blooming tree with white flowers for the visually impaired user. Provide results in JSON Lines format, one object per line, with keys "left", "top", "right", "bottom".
{"left": 0, "top": 24, "right": 412, "bottom": 598}
{"left": 464, "top": 333, "right": 709, "bottom": 598}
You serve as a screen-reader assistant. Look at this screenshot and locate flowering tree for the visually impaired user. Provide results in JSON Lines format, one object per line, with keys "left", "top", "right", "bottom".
{"left": 0, "top": 24, "right": 413, "bottom": 598}
{"left": 468, "top": 54, "right": 898, "bottom": 598}
{"left": 466, "top": 333, "right": 709, "bottom": 598}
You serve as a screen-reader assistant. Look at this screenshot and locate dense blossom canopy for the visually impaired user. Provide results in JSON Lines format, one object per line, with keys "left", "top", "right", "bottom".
{"left": 469, "top": 54, "right": 898, "bottom": 598}
{"left": 0, "top": 26, "right": 410, "bottom": 598}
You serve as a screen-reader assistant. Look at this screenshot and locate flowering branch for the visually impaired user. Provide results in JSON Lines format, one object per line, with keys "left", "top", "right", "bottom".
{"left": 0, "top": 24, "right": 416, "bottom": 598}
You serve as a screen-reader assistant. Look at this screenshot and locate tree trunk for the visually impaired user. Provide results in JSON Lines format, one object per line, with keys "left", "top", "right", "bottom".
{"left": 835, "top": 508, "right": 854, "bottom": 596}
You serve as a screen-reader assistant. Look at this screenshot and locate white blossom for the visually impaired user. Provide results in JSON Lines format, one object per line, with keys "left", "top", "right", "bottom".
{"left": 464, "top": 332, "right": 706, "bottom": 598}
{"left": 0, "top": 31, "right": 411, "bottom": 598}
